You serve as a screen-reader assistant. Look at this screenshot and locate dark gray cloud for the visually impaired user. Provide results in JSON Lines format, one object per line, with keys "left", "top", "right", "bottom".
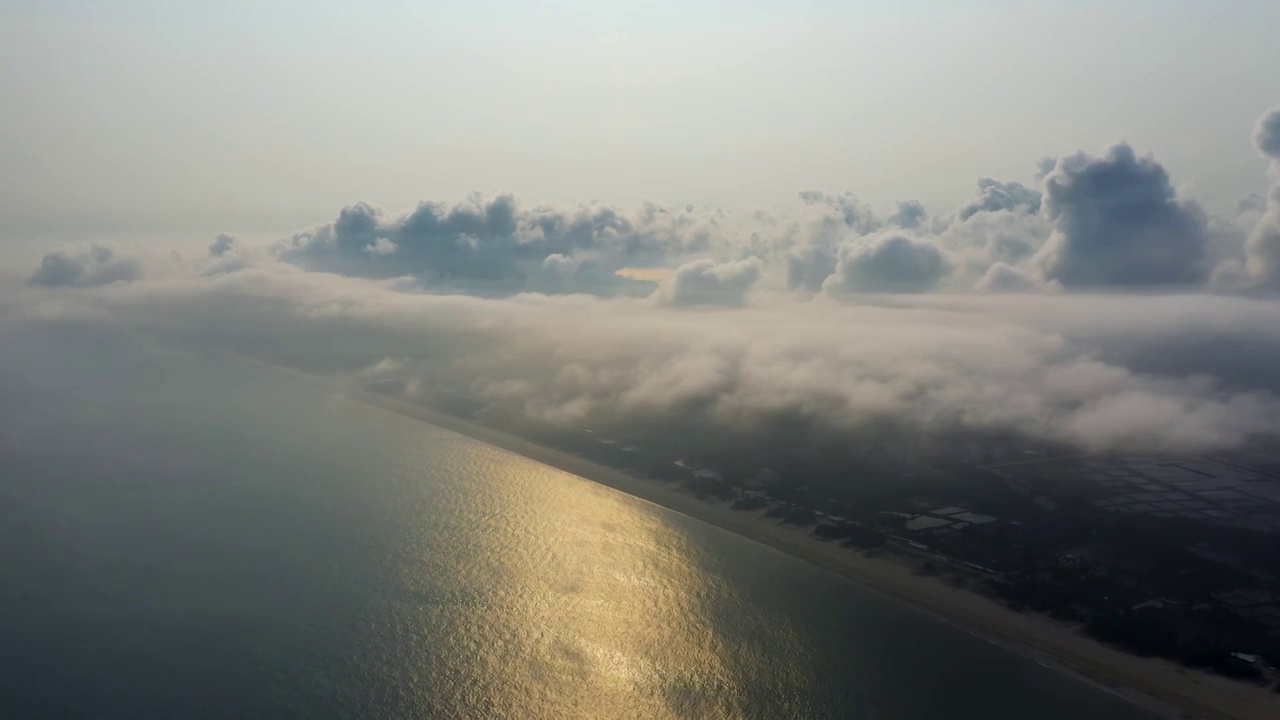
{"left": 657, "top": 257, "right": 762, "bottom": 307}
{"left": 888, "top": 200, "right": 927, "bottom": 229}
{"left": 797, "top": 191, "right": 879, "bottom": 234}
{"left": 27, "top": 245, "right": 142, "bottom": 288}
{"left": 956, "top": 179, "right": 1041, "bottom": 221}
{"left": 1245, "top": 107, "right": 1280, "bottom": 286}
{"left": 1255, "top": 107, "right": 1280, "bottom": 161}
{"left": 209, "top": 234, "right": 236, "bottom": 257}
{"left": 278, "top": 194, "right": 730, "bottom": 296}
{"left": 1034, "top": 144, "right": 1209, "bottom": 287}
{"left": 1238, "top": 193, "right": 1268, "bottom": 215}
{"left": 823, "top": 234, "right": 949, "bottom": 294}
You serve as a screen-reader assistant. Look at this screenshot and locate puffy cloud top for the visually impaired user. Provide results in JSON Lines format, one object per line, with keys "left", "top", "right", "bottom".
{"left": 975, "top": 262, "right": 1038, "bottom": 293}
{"left": 956, "top": 179, "right": 1041, "bottom": 221}
{"left": 85, "top": 103, "right": 1275, "bottom": 300}
{"left": 28, "top": 245, "right": 142, "bottom": 288}
{"left": 824, "top": 234, "right": 949, "bottom": 294}
{"left": 888, "top": 200, "right": 927, "bottom": 229}
{"left": 798, "top": 191, "right": 879, "bottom": 234}
{"left": 1244, "top": 107, "right": 1280, "bottom": 285}
{"left": 209, "top": 234, "right": 236, "bottom": 257}
{"left": 1255, "top": 106, "right": 1280, "bottom": 160}
{"left": 278, "top": 194, "right": 730, "bottom": 295}
{"left": 1034, "top": 144, "right": 1208, "bottom": 287}
{"left": 657, "top": 257, "right": 762, "bottom": 307}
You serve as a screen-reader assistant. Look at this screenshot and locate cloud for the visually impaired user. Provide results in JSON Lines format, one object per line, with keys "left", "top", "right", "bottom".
{"left": 14, "top": 103, "right": 1280, "bottom": 464}
{"left": 888, "top": 200, "right": 927, "bottom": 229}
{"left": 797, "top": 191, "right": 879, "bottom": 234}
{"left": 1238, "top": 193, "right": 1267, "bottom": 215}
{"left": 27, "top": 245, "right": 142, "bottom": 288}
{"left": 975, "top": 262, "right": 1040, "bottom": 293}
{"left": 784, "top": 243, "right": 838, "bottom": 293}
{"left": 1033, "top": 144, "right": 1209, "bottom": 287}
{"left": 209, "top": 234, "right": 236, "bottom": 257}
{"left": 955, "top": 179, "right": 1041, "bottom": 221}
{"left": 13, "top": 263, "right": 1280, "bottom": 457}
{"left": 1244, "top": 107, "right": 1280, "bottom": 286}
{"left": 277, "top": 194, "right": 739, "bottom": 296}
{"left": 937, "top": 209, "right": 1050, "bottom": 283}
{"left": 823, "top": 234, "right": 950, "bottom": 294}
{"left": 656, "top": 257, "right": 762, "bottom": 307}
{"left": 1255, "top": 106, "right": 1280, "bottom": 161}
{"left": 527, "top": 254, "right": 655, "bottom": 298}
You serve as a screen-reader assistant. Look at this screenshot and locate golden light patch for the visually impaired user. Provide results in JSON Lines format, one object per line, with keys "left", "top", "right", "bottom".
{"left": 614, "top": 267, "right": 673, "bottom": 282}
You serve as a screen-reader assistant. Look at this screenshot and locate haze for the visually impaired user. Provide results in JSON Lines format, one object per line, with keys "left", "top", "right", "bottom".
{"left": 3, "top": 1, "right": 1279, "bottom": 242}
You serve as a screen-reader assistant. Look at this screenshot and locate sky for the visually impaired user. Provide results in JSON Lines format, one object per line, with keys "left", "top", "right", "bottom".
{"left": 4, "top": 2, "right": 1280, "bottom": 460}
{"left": 3, "top": 1, "right": 1279, "bottom": 241}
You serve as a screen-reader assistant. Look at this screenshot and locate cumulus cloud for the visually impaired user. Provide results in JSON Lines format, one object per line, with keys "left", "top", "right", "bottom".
{"left": 797, "top": 191, "right": 879, "bottom": 234}
{"left": 937, "top": 209, "right": 1051, "bottom": 284}
{"left": 888, "top": 200, "right": 927, "bottom": 229}
{"left": 27, "top": 245, "right": 142, "bottom": 288}
{"left": 656, "top": 257, "right": 762, "bottom": 307}
{"left": 784, "top": 243, "right": 838, "bottom": 293}
{"left": 823, "top": 234, "right": 950, "bottom": 294}
{"left": 254, "top": 116, "right": 1271, "bottom": 300}
{"left": 975, "top": 262, "right": 1039, "bottom": 293}
{"left": 1255, "top": 107, "right": 1280, "bottom": 160}
{"left": 956, "top": 179, "right": 1041, "bottom": 221}
{"left": 209, "top": 234, "right": 236, "bottom": 257}
{"left": 277, "top": 193, "right": 741, "bottom": 296}
{"left": 1033, "top": 144, "right": 1209, "bottom": 287}
{"left": 1244, "top": 107, "right": 1280, "bottom": 286}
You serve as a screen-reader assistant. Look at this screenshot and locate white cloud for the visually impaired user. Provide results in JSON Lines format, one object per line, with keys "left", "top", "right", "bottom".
{"left": 656, "top": 257, "right": 763, "bottom": 307}
{"left": 823, "top": 234, "right": 950, "bottom": 294}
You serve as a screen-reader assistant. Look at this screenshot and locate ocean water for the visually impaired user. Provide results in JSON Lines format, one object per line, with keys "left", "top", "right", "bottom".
{"left": 0, "top": 329, "right": 1156, "bottom": 719}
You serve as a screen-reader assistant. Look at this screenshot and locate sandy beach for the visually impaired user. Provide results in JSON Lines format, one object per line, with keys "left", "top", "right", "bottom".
{"left": 259, "top": 359, "right": 1277, "bottom": 720}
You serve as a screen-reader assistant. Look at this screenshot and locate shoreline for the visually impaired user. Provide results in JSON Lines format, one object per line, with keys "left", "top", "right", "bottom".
{"left": 255, "top": 360, "right": 1276, "bottom": 720}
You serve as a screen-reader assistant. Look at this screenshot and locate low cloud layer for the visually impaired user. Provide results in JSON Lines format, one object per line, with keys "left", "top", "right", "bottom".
{"left": 10, "top": 105, "right": 1280, "bottom": 460}
{"left": 8, "top": 258, "right": 1280, "bottom": 457}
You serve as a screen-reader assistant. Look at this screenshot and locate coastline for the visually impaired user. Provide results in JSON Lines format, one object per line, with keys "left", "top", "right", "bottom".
{"left": 254, "top": 359, "right": 1276, "bottom": 720}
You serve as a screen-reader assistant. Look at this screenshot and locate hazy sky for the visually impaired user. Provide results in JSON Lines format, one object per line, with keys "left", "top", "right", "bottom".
{"left": 2, "top": 1, "right": 1279, "bottom": 239}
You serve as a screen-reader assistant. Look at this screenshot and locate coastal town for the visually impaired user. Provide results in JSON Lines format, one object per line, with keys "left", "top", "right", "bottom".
{"left": 388, "top": 380, "right": 1280, "bottom": 695}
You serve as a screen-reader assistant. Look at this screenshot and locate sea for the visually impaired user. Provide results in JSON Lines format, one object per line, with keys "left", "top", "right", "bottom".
{"left": 0, "top": 325, "right": 1158, "bottom": 719}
